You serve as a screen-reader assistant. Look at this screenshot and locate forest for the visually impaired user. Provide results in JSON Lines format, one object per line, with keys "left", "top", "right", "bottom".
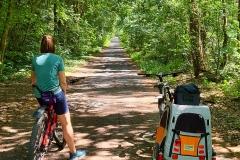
{"left": 1, "top": 0, "right": 240, "bottom": 97}
{"left": 0, "top": 0, "right": 240, "bottom": 150}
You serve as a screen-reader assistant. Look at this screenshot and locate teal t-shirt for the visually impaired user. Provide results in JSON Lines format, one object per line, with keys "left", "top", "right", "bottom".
{"left": 31, "top": 53, "right": 64, "bottom": 98}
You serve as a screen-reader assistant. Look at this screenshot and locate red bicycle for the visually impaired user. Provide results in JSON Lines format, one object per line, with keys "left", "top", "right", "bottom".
{"left": 27, "top": 103, "right": 66, "bottom": 159}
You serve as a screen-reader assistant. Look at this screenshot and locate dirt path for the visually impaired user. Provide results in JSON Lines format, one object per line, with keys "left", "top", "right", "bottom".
{"left": 47, "top": 37, "right": 160, "bottom": 160}
{"left": 0, "top": 37, "right": 239, "bottom": 159}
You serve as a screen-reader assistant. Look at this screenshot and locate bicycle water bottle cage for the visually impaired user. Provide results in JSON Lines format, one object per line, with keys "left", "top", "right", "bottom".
{"left": 33, "top": 105, "right": 49, "bottom": 118}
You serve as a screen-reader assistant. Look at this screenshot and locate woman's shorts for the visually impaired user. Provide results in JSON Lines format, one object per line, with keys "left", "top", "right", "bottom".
{"left": 37, "top": 91, "right": 69, "bottom": 115}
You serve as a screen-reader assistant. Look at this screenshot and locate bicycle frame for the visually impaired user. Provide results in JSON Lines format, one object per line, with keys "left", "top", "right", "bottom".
{"left": 43, "top": 105, "right": 57, "bottom": 147}
{"left": 155, "top": 72, "right": 174, "bottom": 103}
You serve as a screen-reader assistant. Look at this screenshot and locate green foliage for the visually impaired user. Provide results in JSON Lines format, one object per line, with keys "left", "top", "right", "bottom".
{"left": 118, "top": 0, "right": 240, "bottom": 82}
{"left": 222, "top": 79, "right": 240, "bottom": 99}
{"left": 127, "top": 46, "right": 186, "bottom": 74}
{"left": 118, "top": 0, "right": 191, "bottom": 75}
{"left": 0, "top": 75, "right": 9, "bottom": 82}
{"left": 0, "top": 0, "right": 119, "bottom": 76}
{"left": 65, "top": 59, "right": 86, "bottom": 73}
{"left": 0, "top": 0, "right": 240, "bottom": 87}
{"left": 225, "top": 114, "right": 240, "bottom": 130}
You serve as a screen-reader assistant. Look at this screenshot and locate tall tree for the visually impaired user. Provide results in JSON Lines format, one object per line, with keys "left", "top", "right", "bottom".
{"left": 0, "top": 0, "right": 13, "bottom": 74}
{"left": 189, "top": 0, "right": 204, "bottom": 77}
{"left": 221, "top": 0, "right": 228, "bottom": 68}
{"left": 238, "top": 0, "right": 240, "bottom": 42}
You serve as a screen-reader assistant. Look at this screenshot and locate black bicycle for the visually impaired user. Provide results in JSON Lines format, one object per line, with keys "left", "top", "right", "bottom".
{"left": 138, "top": 71, "right": 183, "bottom": 150}
{"left": 138, "top": 71, "right": 183, "bottom": 118}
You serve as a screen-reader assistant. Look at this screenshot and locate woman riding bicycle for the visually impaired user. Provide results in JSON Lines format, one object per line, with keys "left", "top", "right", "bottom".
{"left": 31, "top": 34, "right": 86, "bottom": 160}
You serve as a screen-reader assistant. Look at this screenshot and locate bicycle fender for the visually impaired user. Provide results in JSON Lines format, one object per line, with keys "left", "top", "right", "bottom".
{"left": 33, "top": 105, "right": 48, "bottom": 118}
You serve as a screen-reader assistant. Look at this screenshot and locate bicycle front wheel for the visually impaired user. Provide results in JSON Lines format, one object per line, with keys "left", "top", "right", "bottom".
{"left": 53, "top": 120, "right": 66, "bottom": 150}
{"left": 27, "top": 113, "right": 48, "bottom": 160}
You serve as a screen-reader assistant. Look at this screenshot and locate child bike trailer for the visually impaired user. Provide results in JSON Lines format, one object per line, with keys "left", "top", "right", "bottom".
{"left": 153, "top": 103, "right": 216, "bottom": 160}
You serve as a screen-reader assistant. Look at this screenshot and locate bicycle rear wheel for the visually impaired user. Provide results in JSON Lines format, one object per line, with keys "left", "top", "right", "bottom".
{"left": 27, "top": 113, "right": 48, "bottom": 160}
{"left": 53, "top": 120, "right": 66, "bottom": 150}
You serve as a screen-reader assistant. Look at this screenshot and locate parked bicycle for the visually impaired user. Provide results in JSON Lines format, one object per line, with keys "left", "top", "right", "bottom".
{"left": 138, "top": 71, "right": 183, "bottom": 144}
{"left": 27, "top": 86, "right": 66, "bottom": 160}
{"left": 138, "top": 71, "right": 183, "bottom": 118}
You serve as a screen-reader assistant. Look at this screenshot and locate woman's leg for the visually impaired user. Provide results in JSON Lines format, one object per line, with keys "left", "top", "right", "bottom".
{"left": 54, "top": 91, "right": 85, "bottom": 157}
{"left": 57, "top": 112, "right": 76, "bottom": 153}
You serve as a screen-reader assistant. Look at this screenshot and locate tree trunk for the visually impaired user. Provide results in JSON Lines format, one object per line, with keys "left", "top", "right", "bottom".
{"left": 200, "top": 0, "right": 207, "bottom": 71}
{"left": 0, "top": 0, "right": 13, "bottom": 75}
{"left": 0, "top": 1, "right": 3, "bottom": 14}
{"left": 238, "top": 0, "right": 240, "bottom": 46}
{"left": 221, "top": 0, "right": 228, "bottom": 68}
{"left": 189, "top": 0, "right": 204, "bottom": 77}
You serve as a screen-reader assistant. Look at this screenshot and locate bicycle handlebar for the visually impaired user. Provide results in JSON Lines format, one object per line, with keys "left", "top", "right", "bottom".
{"left": 138, "top": 71, "right": 183, "bottom": 77}
{"left": 157, "top": 71, "right": 184, "bottom": 77}
{"left": 138, "top": 71, "right": 184, "bottom": 82}
{"left": 137, "top": 73, "right": 153, "bottom": 77}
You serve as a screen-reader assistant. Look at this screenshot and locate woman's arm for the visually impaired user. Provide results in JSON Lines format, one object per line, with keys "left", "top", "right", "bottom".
{"left": 31, "top": 71, "right": 36, "bottom": 85}
{"left": 58, "top": 71, "right": 67, "bottom": 94}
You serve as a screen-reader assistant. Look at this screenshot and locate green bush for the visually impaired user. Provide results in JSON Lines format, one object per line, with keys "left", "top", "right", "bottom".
{"left": 222, "top": 79, "right": 240, "bottom": 99}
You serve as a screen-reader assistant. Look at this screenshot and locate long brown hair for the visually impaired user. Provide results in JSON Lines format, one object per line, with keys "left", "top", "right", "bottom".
{"left": 40, "top": 35, "right": 55, "bottom": 53}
